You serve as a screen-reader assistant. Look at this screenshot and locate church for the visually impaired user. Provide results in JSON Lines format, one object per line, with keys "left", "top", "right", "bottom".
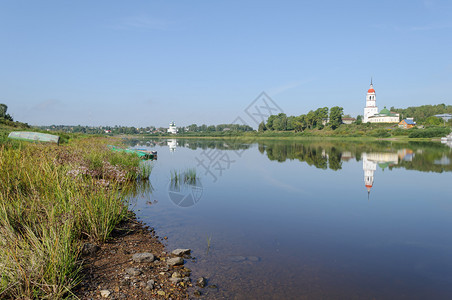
{"left": 363, "top": 80, "right": 400, "bottom": 123}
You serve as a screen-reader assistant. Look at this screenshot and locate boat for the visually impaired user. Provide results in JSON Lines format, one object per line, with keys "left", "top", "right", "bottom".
{"left": 8, "top": 131, "right": 60, "bottom": 144}
{"left": 108, "top": 145, "right": 157, "bottom": 160}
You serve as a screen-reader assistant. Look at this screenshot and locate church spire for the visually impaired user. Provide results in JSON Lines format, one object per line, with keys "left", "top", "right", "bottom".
{"left": 371, "top": 77, "right": 373, "bottom": 86}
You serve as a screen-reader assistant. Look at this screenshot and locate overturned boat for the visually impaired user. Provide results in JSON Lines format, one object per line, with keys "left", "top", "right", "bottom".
{"left": 8, "top": 131, "right": 60, "bottom": 144}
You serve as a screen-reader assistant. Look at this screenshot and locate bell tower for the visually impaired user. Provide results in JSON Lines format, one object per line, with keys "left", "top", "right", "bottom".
{"left": 363, "top": 79, "right": 379, "bottom": 123}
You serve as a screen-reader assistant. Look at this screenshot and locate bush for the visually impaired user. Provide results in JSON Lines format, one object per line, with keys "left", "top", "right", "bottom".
{"left": 408, "top": 127, "right": 450, "bottom": 138}
{"left": 371, "top": 129, "right": 391, "bottom": 138}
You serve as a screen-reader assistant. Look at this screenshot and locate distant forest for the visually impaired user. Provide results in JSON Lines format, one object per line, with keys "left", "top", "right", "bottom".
{"left": 390, "top": 104, "right": 452, "bottom": 122}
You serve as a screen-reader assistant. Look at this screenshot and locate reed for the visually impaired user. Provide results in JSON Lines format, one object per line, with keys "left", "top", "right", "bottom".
{"left": 0, "top": 137, "right": 144, "bottom": 298}
{"left": 183, "top": 168, "right": 197, "bottom": 184}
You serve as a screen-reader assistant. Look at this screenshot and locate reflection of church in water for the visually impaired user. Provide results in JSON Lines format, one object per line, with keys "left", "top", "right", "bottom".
{"left": 362, "top": 150, "right": 414, "bottom": 197}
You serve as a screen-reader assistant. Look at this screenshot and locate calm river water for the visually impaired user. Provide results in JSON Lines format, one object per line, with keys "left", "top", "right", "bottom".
{"left": 127, "top": 138, "right": 452, "bottom": 299}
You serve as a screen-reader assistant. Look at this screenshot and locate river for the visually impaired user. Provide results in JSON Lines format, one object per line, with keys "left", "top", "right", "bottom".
{"left": 127, "top": 138, "right": 452, "bottom": 299}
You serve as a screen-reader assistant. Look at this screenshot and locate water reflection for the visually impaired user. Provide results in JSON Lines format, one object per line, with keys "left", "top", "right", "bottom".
{"left": 127, "top": 138, "right": 452, "bottom": 299}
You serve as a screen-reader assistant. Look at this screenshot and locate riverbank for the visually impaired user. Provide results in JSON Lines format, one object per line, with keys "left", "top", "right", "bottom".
{"left": 75, "top": 213, "right": 190, "bottom": 299}
{"left": 0, "top": 137, "right": 190, "bottom": 299}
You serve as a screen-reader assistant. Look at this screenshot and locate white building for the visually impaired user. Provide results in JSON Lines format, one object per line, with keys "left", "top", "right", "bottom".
{"left": 363, "top": 80, "right": 399, "bottom": 123}
{"left": 362, "top": 152, "right": 399, "bottom": 197}
{"left": 167, "top": 122, "right": 177, "bottom": 134}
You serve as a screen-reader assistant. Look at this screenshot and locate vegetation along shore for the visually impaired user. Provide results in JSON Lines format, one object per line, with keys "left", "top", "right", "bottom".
{"left": 0, "top": 126, "right": 192, "bottom": 299}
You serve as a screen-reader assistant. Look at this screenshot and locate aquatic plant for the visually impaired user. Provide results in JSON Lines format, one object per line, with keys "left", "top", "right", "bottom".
{"left": 183, "top": 168, "right": 197, "bottom": 184}
{"left": 170, "top": 169, "right": 181, "bottom": 183}
{"left": 170, "top": 168, "right": 198, "bottom": 185}
{"left": 206, "top": 234, "right": 212, "bottom": 255}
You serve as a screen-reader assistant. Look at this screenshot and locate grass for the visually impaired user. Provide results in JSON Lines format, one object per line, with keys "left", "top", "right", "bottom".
{"left": 0, "top": 137, "right": 147, "bottom": 299}
{"left": 170, "top": 168, "right": 198, "bottom": 185}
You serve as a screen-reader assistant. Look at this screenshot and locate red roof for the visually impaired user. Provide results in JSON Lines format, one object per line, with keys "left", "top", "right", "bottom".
{"left": 368, "top": 88, "right": 375, "bottom": 93}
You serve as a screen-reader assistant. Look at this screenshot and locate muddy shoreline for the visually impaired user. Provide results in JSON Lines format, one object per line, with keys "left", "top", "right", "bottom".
{"left": 75, "top": 213, "right": 192, "bottom": 299}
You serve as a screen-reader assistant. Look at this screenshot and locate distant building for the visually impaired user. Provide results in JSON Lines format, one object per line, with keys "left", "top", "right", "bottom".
{"left": 398, "top": 118, "right": 416, "bottom": 129}
{"left": 363, "top": 80, "right": 400, "bottom": 123}
{"left": 167, "top": 122, "right": 177, "bottom": 134}
{"left": 435, "top": 114, "right": 452, "bottom": 122}
{"left": 342, "top": 117, "right": 356, "bottom": 125}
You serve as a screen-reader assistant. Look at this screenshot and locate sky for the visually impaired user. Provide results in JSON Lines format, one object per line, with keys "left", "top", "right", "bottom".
{"left": 1, "top": 0, "right": 451, "bottom": 128}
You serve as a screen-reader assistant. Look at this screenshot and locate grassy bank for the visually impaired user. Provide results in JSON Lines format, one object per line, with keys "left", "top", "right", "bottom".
{"left": 0, "top": 137, "right": 149, "bottom": 299}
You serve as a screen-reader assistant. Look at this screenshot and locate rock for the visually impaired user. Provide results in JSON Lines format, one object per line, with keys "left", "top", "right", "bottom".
{"left": 157, "top": 290, "right": 166, "bottom": 296}
{"left": 208, "top": 284, "right": 218, "bottom": 289}
{"left": 100, "top": 290, "right": 111, "bottom": 298}
{"left": 120, "top": 279, "right": 130, "bottom": 287}
{"left": 194, "top": 290, "right": 202, "bottom": 297}
{"left": 170, "top": 277, "right": 182, "bottom": 284}
{"left": 172, "top": 248, "right": 191, "bottom": 256}
{"left": 196, "top": 277, "right": 207, "bottom": 288}
{"left": 172, "top": 271, "right": 182, "bottom": 278}
{"left": 146, "top": 280, "right": 155, "bottom": 290}
{"left": 132, "top": 252, "right": 155, "bottom": 263}
{"left": 167, "top": 257, "right": 184, "bottom": 267}
{"left": 82, "top": 243, "right": 100, "bottom": 256}
{"left": 125, "top": 267, "right": 142, "bottom": 276}
{"left": 228, "top": 255, "right": 246, "bottom": 262}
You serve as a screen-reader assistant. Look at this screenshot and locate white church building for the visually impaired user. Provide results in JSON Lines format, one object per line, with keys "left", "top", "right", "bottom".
{"left": 363, "top": 81, "right": 400, "bottom": 123}
{"left": 167, "top": 122, "right": 177, "bottom": 134}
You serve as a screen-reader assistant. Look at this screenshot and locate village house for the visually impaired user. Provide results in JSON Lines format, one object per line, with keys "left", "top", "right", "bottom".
{"left": 398, "top": 118, "right": 416, "bottom": 129}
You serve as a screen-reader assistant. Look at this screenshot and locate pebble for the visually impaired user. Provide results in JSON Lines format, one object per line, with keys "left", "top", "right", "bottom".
{"left": 167, "top": 257, "right": 184, "bottom": 267}
{"left": 132, "top": 252, "right": 155, "bottom": 263}
{"left": 171, "top": 272, "right": 182, "bottom": 278}
{"left": 171, "top": 248, "right": 191, "bottom": 256}
{"left": 157, "top": 290, "right": 166, "bottom": 296}
{"left": 82, "top": 243, "right": 100, "bottom": 256}
{"left": 100, "top": 290, "right": 111, "bottom": 298}
{"left": 125, "top": 267, "right": 142, "bottom": 276}
{"left": 194, "top": 290, "right": 202, "bottom": 297}
{"left": 146, "top": 280, "right": 155, "bottom": 290}
{"left": 170, "top": 277, "right": 182, "bottom": 284}
{"left": 196, "top": 277, "right": 207, "bottom": 288}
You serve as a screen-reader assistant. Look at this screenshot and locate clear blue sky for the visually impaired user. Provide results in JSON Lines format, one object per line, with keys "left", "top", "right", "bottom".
{"left": 1, "top": 0, "right": 451, "bottom": 127}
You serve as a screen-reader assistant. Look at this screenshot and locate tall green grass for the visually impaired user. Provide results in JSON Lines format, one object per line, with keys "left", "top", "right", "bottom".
{"left": 170, "top": 168, "right": 197, "bottom": 185}
{"left": 0, "top": 138, "right": 145, "bottom": 299}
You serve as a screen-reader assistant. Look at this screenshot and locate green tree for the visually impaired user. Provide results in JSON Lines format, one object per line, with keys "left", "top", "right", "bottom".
{"left": 266, "top": 115, "right": 277, "bottom": 131}
{"left": 258, "top": 121, "right": 267, "bottom": 132}
{"left": 329, "top": 106, "right": 344, "bottom": 130}
{"left": 0, "top": 104, "right": 7, "bottom": 117}
{"left": 293, "top": 115, "right": 307, "bottom": 132}
{"left": 287, "top": 116, "right": 296, "bottom": 131}
{"left": 355, "top": 115, "right": 363, "bottom": 125}
{"left": 273, "top": 113, "right": 288, "bottom": 131}
{"left": 424, "top": 116, "right": 443, "bottom": 126}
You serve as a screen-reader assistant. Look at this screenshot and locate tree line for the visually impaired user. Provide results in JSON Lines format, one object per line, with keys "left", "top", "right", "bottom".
{"left": 259, "top": 106, "right": 344, "bottom": 132}
{"left": 181, "top": 123, "right": 254, "bottom": 133}
{"left": 390, "top": 104, "right": 452, "bottom": 123}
